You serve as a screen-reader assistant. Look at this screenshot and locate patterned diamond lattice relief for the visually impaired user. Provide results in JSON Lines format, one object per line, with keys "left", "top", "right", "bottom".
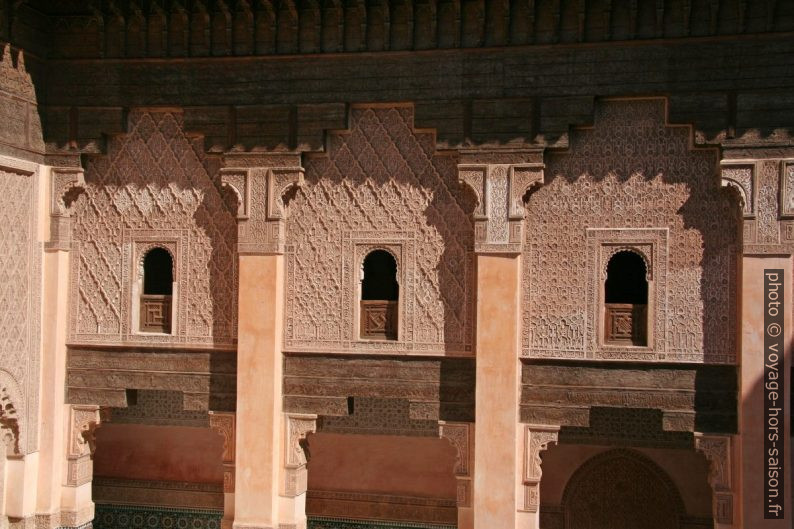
{"left": 285, "top": 106, "right": 475, "bottom": 355}
{"left": 0, "top": 161, "right": 41, "bottom": 455}
{"left": 69, "top": 110, "right": 237, "bottom": 347}
{"left": 522, "top": 99, "right": 738, "bottom": 364}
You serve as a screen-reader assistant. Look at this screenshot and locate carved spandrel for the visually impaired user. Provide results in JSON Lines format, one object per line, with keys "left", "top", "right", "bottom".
{"left": 66, "top": 405, "right": 102, "bottom": 487}
{"left": 439, "top": 421, "right": 473, "bottom": 508}
{"left": 522, "top": 424, "right": 559, "bottom": 513}
{"left": 458, "top": 162, "right": 544, "bottom": 254}
{"left": 720, "top": 162, "right": 754, "bottom": 218}
{"left": 221, "top": 162, "right": 304, "bottom": 255}
{"left": 209, "top": 411, "right": 236, "bottom": 493}
{"left": 0, "top": 383, "right": 21, "bottom": 457}
{"left": 695, "top": 433, "right": 734, "bottom": 525}
{"left": 284, "top": 413, "right": 316, "bottom": 497}
{"left": 46, "top": 167, "right": 85, "bottom": 251}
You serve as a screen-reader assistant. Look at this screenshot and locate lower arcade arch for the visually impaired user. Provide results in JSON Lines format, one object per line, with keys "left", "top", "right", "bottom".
{"left": 302, "top": 400, "right": 465, "bottom": 528}
{"left": 561, "top": 449, "right": 688, "bottom": 529}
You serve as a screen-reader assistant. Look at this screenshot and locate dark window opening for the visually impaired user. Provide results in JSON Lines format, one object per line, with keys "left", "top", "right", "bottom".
{"left": 362, "top": 250, "right": 399, "bottom": 301}
{"left": 140, "top": 247, "right": 173, "bottom": 333}
{"left": 605, "top": 251, "right": 647, "bottom": 304}
{"left": 143, "top": 248, "right": 173, "bottom": 295}
{"left": 360, "top": 250, "right": 398, "bottom": 340}
{"left": 604, "top": 250, "right": 648, "bottom": 346}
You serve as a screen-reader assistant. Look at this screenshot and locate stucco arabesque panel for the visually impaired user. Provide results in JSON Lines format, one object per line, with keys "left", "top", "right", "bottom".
{"left": 522, "top": 99, "right": 738, "bottom": 364}
{"left": 0, "top": 155, "right": 41, "bottom": 455}
{"left": 284, "top": 106, "right": 475, "bottom": 355}
{"left": 68, "top": 110, "right": 238, "bottom": 348}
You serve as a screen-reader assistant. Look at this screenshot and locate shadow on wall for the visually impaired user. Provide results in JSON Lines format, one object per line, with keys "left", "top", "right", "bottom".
{"left": 528, "top": 98, "right": 742, "bottom": 364}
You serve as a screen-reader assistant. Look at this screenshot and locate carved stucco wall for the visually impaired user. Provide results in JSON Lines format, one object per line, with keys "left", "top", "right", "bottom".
{"left": 0, "top": 161, "right": 41, "bottom": 455}
{"left": 69, "top": 110, "right": 237, "bottom": 347}
{"left": 522, "top": 99, "right": 738, "bottom": 364}
{"left": 284, "top": 106, "right": 475, "bottom": 354}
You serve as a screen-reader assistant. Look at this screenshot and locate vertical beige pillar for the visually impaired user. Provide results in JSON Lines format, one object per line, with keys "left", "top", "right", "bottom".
{"left": 473, "top": 254, "right": 522, "bottom": 529}
{"left": 234, "top": 255, "right": 284, "bottom": 529}
{"left": 459, "top": 158, "right": 544, "bottom": 529}
{"left": 740, "top": 255, "right": 792, "bottom": 528}
{"left": 222, "top": 157, "right": 304, "bottom": 529}
{"left": 36, "top": 247, "right": 69, "bottom": 523}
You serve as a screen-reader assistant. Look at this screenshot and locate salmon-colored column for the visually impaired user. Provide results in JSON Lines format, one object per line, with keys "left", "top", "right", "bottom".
{"left": 234, "top": 254, "right": 284, "bottom": 529}
{"left": 740, "top": 256, "right": 792, "bottom": 528}
{"left": 36, "top": 247, "right": 69, "bottom": 522}
{"left": 473, "top": 254, "right": 521, "bottom": 529}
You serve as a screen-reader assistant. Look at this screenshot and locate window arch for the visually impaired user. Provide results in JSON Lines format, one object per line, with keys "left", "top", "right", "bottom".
{"left": 604, "top": 250, "right": 648, "bottom": 346}
{"left": 143, "top": 247, "right": 173, "bottom": 295}
{"left": 360, "top": 249, "right": 398, "bottom": 340}
{"left": 140, "top": 247, "right": 173, "bottom": 333}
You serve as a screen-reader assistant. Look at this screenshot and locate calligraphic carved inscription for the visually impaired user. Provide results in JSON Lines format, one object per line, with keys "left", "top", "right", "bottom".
{"left": 0, "top": 159, "right": 41, "bottom": 455}
{"left": 285, "top": 106, "right": 475, "bottom": 354}
{"left": 523, "top": 99, "right": 738, "bottom": 364}
{"left": 69, "top": 110, "right": 237, "bottom": 347}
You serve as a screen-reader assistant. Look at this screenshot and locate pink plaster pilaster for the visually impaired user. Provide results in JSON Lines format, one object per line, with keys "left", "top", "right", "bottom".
{"left": 234, "top": 254, "right": 284, "bottom": 529}
{"left": 740, "top": 256, "right": 792, "bottom": 528}
{"left": 473, "top": 254, "right": 521, "bottom": 529}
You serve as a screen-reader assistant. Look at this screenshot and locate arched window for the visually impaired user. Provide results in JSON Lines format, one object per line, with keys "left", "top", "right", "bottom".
{"left": 360, "top": 249, "right": 398, "bottom": 340}
{"left": 604, "top": 251, "right": 647, "bottom": 346}
{"left": 140, "top": 247, "right": 173, "bottom": 333}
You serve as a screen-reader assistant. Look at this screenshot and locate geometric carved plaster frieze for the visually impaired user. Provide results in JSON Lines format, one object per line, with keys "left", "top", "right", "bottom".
{"left": 46, "top": 167, "right": 86, "bottom": 251}
{"left": 439, "top": 421, "right": 473, "bottom": 508}
{"left": 221, "top": 154, "right": 304, "bottom": 255}
{"left": 65, "top": 405, "right": 102, "bottom": 487}
{"left": 458, "top": 162, "right": 544, "bottom": 254}
{"left": 521, "top": 424, "right": 559, "bottom": 513}
{"left": 694, "top": 433, "right": 735, "bottom": 526}
{"left": 283, "top": 413, "right": 317, "bottom": 498}
{"left": 209, "top": 411, "right": 236, "bottom": 493}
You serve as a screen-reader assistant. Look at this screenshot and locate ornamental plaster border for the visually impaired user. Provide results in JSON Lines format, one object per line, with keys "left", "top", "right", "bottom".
{"left": 124, "top": 230, "right": 186, "bottom": 341}
{"left": 585, "top": 228, "right": 669, "bottom": 361}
